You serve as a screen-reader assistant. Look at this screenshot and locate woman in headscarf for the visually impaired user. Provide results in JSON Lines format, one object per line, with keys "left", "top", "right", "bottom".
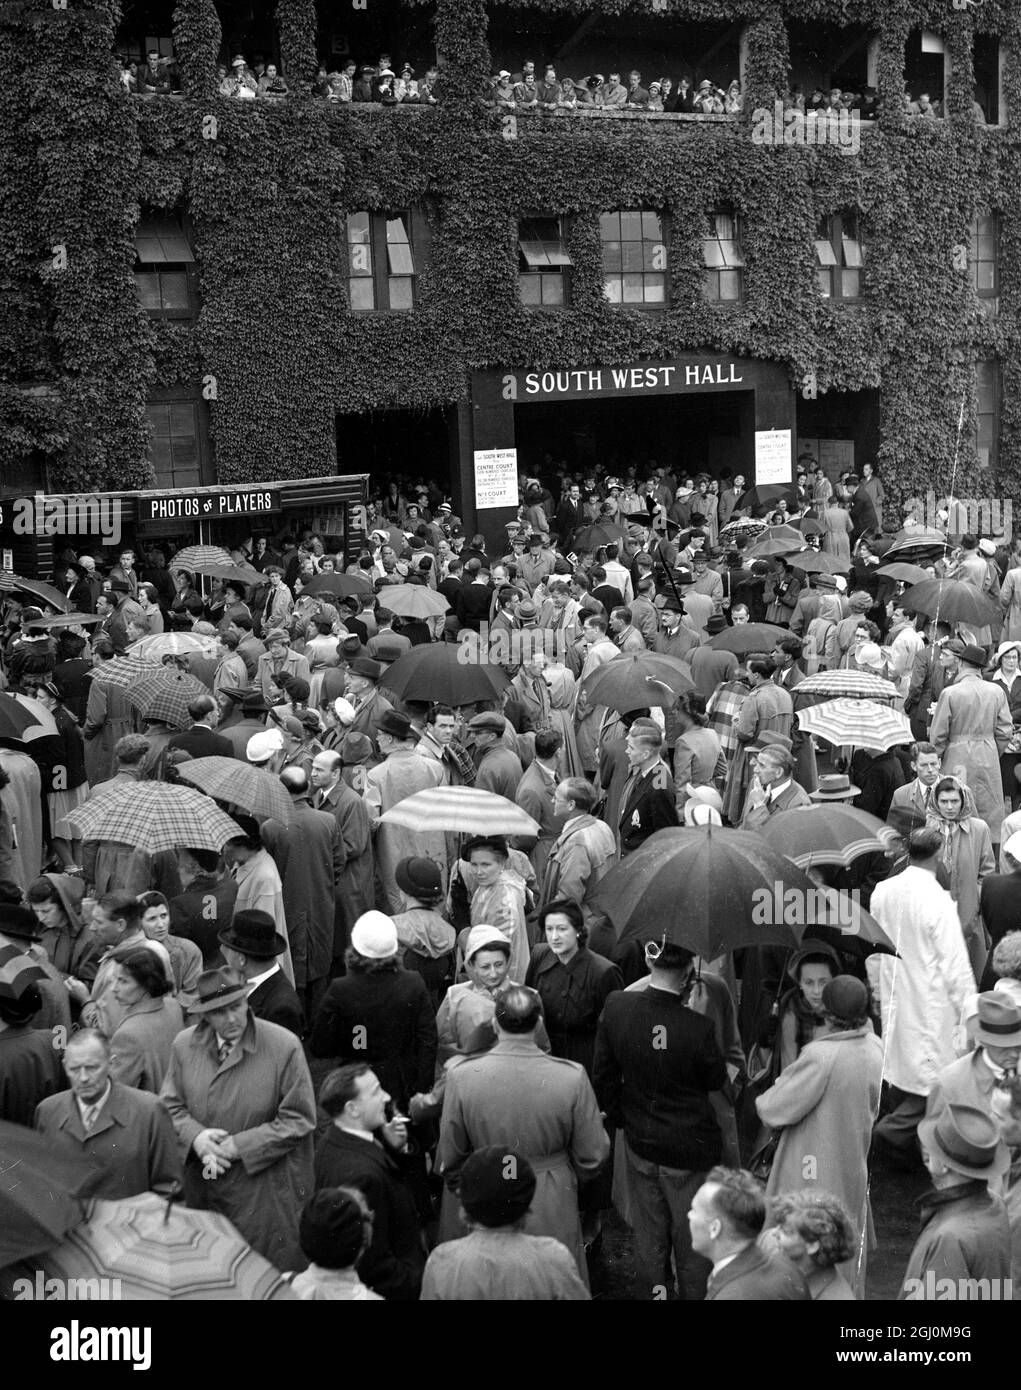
{"left": 926, "top": 773, "right": 995, "bottom": 979}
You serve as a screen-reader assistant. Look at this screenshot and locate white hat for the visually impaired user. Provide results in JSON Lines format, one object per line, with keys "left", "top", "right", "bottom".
{"left": 246, "top": 728, "right": 285, "bottom": 764}
{"left": 857, "top": 642, "right": 885, "bottom": 671}
{"left": 684, "top": 803, "right": 723, "bottom": 827}
{"left": 464, "top": 924, "right": 512, "bottom": 962}
{"left": 497, "top": 70, "right": 511, "bottom": 80}
{"left": 334, "top": 696, "right": 356, "bottom": 726}
{"left": 834, "top": 575, "right": 847, "bottom": 592}
{"left": 78, "top": 555, "right": 96, "bottom": 570}
{"left": 351, "top": 911, "right": 399, "bottom": 959}
{"left": 1003, "top": 831, "right": 1021, "bottom": 868}
{"left": 978, "top": 538, "right": 998, "bottom": 557}
{"left": 685, "top": 785, "right": 724, "bottom": 813}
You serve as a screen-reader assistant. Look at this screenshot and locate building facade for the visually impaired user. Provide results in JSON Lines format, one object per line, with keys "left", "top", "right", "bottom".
{"left": 2, "top": 0, "right": 1018, "bottom": 557}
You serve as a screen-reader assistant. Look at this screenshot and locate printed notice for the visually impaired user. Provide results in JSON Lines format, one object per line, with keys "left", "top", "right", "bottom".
{"left": 474, "top": 448, "right": 518, "bottom": 509}
{"left": 755, "top": 429, "right": 792, "bottom": 485}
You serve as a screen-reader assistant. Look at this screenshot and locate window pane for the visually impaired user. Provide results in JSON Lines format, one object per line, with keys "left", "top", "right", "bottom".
{"left": 387, "top": 243, "right": 415, "bottom": 275}
{"left": 160, "top": 272, "right": 190, "bottom": 310}
{"left": 720, "top": 240, "right": 744, "bottom": 268}
{"left": 622, "top": 241, "right": 644, "bottom": 271}
{"left": 387, "top": 277, "right": 414, "bottom": 311}
{"left": 347, "top": 212, "right": 370, "bottom": 241}
{"left": 599, "top": 213, "right": 619, "bottom": 238}
{"left": 817, "top": 268, "right": 833, "bottom": 297}
{"left": 603, "top": 277, "right": 623, "bottom": 303}
{"left": 519, "top": 273, "right": 541, "bottom": 305}
{"left": 841, "top": 268, "right": 861, "bottom": 298}
{"left": 602, "top": 243, "right": 622, "bottom": 271}
{"left": 718, "top": 270, "right": 742, "bottom": 300}
{"left": 620, "top": 211, "right": 642, "bottom": 241}
{"left": 349, "top": 278, "right": 375, "bottom": 310}
{"left": 842, "top": 237, "right": 863, "bottom": 268}
{"left": 544, "top": 244, "right": 573, "bottom": 267}
{"left": 134, "top": 236, "right": 165, "bottom": 264}
{"left": 168, "top": 403, "right": 195, "bottom": 435}
{"left": 703, "top": 239, "right": 726, "bottom": 268}
{"left": 976, "top": 265, "right": 995, "bottom": 291}
{"left": 644, "top": 275, "right": 666, "bottom": 303}
{"left": 643, "top": 243, "right": 663, "bottom": 272}
{"left": 135, "top": 272, "right": 162, "bottom": 309}
{"left": 622, "top": 273, "right": 644, "bottom": 303}
{"left": 642, "top": 211, "right": 662, "bottom": 240}
{"left": 715, "top": 212, "right": 736, "bottom": 240}
{"left": 519, "top": 240, "right": 551, "bottom": 268}
{"left": 702, "top": 274, "right": 721, "bottom": 303}
{"left": 815, "top": 239, "right": 837, "bottom": 267}
{"left": 172, "top": 437, "right": 198, "bottom": 467}
{"left": 541, "top": 274, "right": 564, "bottom": 306}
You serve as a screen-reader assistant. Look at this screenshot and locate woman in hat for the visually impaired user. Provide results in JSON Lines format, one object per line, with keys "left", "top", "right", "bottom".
{"left": 756, "top": 975, "right": 883, "bottom": 1296}
{"left": 925, "top": 774, "right": 995, "bottom": 979}
{"left": 30, "top": 682, "right": 88, "bottom": 873}
{"left": 287, "top": 1187, "right": 382, "bottom": 1300}
{"left": 392, "top": 856, "right": 456, "bottom": 1011}
{"left": 108, "top": 947, "right": 185, "bottom": 1093}
{"left": 765, "top": 1190, "right": 858, "bottom": 1300}
{"left": 256, "top": 627, "right": 310, "bottom": 705}
{"left": 137, "top": 889, "right": 202, "bottom": 1004}
{"left": 989, "top": 641, "right": 1021, "bottom": 813}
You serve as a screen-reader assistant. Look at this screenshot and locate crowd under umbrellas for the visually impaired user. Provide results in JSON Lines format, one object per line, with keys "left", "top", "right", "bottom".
{"left": 0, "top": 479, "right": 1019, "bottom": 1306}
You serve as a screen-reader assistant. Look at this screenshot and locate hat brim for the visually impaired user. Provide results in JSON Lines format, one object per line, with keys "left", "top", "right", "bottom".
{"left": 809, "top": 786, "right": 861, "bottom": 800}
{"left": 917, "top": 1116, "right": 1010, "bottom": 1180}
{"left": 973, "top": 1024, "right": 1021, "bottom": 1048}
{"left": 217, "top": 929, "right": 287, "bottom": 957}
{"left": 189, "top": 984, "right": 251, "bottom": 1013}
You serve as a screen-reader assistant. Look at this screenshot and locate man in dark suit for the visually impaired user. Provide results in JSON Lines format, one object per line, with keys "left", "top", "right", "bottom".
{"left": 619, "top": 719, "right": 679, "bottom": 856}
{"left": 690, "top": 1166, "right": 810, "bottom": 1300}
{"left": 978, "top": 851, "right": 1021, "bottom": 989}
{"left": 218, "top": 908, "right": 304, "bottom": 1037}
{"left": 456, "top": 560, "right": 492, "bottom": 633}
{"left": 889, "top": 742, "right": 941, "bottom": 822}
{"left": 852, "top": 747, "right": 907, "bottom": 821}
{"left": 556, "top": 483, "right": 584, "bottom": 552}
{"left": 594, "top": 940, "right": 726, "bottom": 1300}
{"left": 848, "top": 475, "right": 879, "bottom": 544}
{"left": 169, "top": 846, "right": 238, "bottom": 966}
{"left": 167, "top": 694, "right": 234, "bottom": 760}
{"left": 34, "top": 1029, "right": 183, "bottom": 1198}
{"left": 314, "top": 1062, "right": 425, "bottom": 1300}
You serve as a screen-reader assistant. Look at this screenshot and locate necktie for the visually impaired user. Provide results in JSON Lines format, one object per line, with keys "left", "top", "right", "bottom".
{"left": 218, "top": 1038, "right": 233, "bottom": 1064}
{"left": 81, "top": 1103, "right": 99, "bottom": 1133}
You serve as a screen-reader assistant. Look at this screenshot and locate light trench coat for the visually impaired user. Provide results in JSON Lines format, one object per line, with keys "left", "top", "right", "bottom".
{"left": 930, "top": 671, "right": 1011, "bottom": 839}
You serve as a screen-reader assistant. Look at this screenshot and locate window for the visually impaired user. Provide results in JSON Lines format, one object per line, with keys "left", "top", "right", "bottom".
{"left": 702, "top": 209, "right": 745, "bottom": 302}
{"left": 815, "top": 213, "right": 863, "bottom": 301}
{"left": 969, "top": 213, "right": 999, "bottom": 314}
{"left": 145, "top": 401, "right": 202, "bottom": 488}
{"left": 973, "top": 35, "right": 1001, "bottom": 125}
{"left": 133, "top": 216, "right": 196, "bottom": 318}
{"left": 518, "top": 217, "right": 572, "bottom": 307}
{"left": 600, "top": 211, "right": 668, "bottom": 307}
{"left": 976, "top": 360, "right": 999, "bottom": 471}
{"left": 346, "top": 211, "right": 416, "bottom": 311}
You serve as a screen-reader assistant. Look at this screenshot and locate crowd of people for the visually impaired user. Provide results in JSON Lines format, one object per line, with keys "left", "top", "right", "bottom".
{"left": 488, "top": 64, "right": 741, "bottom": 114}
{"left": 1, "top": 458, "right": 1020, "bottom": 1302}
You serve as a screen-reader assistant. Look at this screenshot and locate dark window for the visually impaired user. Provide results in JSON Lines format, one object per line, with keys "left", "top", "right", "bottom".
{"left": 969, "top": 213, "right": 999, "bottom": 316}
{"left": 518, "top": 216, "right": 572, "bottom": 308}
{"left": 145, "top": 400, "right": 203, "bottom": 488}
{"left": 133, "top": 216, "right": 197, "bottom": 319}
{"left": 815, "top": 212, "right": 863, "bottom": 301}
{"left": 600, "top": 210, "right": 668, "bottom": 308}
{"left": 976, "top": 359, "right": 999, "bottom": 472}
{"left": 972, "top": 34, "right": 1000, "bottom": 124}
{"left": 346, "top": 210, "right": 416, "bottom": 311}
{"left": 702, "top": 209, "right": 745, "bottom": 302}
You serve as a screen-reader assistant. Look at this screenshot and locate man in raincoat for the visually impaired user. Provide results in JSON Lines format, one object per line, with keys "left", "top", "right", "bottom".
{"left": 930, "top": 640, "right": 1011, "bottom": 844}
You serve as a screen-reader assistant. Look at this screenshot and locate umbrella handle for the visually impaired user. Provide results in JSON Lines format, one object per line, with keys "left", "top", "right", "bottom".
{"left": 162, "top": 1180, "right": 183, "bottom": 1223}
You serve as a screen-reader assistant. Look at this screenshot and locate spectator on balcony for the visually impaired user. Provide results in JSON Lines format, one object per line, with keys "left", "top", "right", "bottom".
{"left": 258, "top": 65, "right": 289, "bottom": 99}
{"left": 397, "top": 65, "right": 419, "bottom": 102}
{"left": 808, "top": 87, "right": 826, "bottom": 111}
{"left": 119, "top": 59, "right": 138, "bottom": 94}
{"left": 538, "top": 66, "right": 560, "bottom": 111}
{"left": 558, "top": 78, "right": 579, "bottom": 111}
{"left": 599, "top": 72, "right": 627, "bottom": 108}
{"left": 221, "top": 56, "right": 257, "bottom": 100}
{"left": 313, "top": 66, "right": 329, "bottom": 96}
{"left": 647, "top": 82, "right": 664, "bottom": 113}
{"left": 909, "top": 91, "right": 938, "bottom": 119}
{"left": 492, "top": 71, "right": 515, "bottom": 108}
{"left": 724, "top": 80, "right": 742, "bottom": 114}
{"left": 789, "top": 85, "right": 805, "bottom": 112}
{"left": 626, "top": 70, "right": 650, "bottom": 107}
{"left": 669, "top": 76, "right": 694, "bottom": 113}
{"left": 419, "top": 68, "right": 439, "bottom": 105}
{"left": 353, "top": 66, "right": 375, "bottom": 102}
{"left": 138, "top": 50, "right": 174, "bottom": 96}
{"left": 576, "top": 76, "right": 601, "bottom": 107}
{"left": 378, "top": 72, "right": 399, "bottom": 107}
{"left": 693, "top": 80, "right": 725, "bottom": 114}
{"left": 511, "top": 60, "right": 536, "bottom": 85}
{"left": 657, "top": 76, "right": 673, "bottom": 108}
{"left": 514, "top": 71, "right": 539, "bottom": 109}
{"left": 252, "top": 55, "right": 267, "bottom": 83}
{"left": 328, "top": 60, "right": 356, "bottom": 102}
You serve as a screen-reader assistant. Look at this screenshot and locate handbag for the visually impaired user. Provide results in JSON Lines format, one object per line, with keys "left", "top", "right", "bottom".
{"left": 748, "top": 1128, "right": 780, "bottom": 1182}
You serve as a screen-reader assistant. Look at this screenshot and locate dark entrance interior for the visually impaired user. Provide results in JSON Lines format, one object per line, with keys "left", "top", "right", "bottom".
{"left": 513, "top": 390, "right": 754, "bottom": 484}
{"left": 336, "top": 406, "right": 453, "bottom": 497}
{"left": 797, "top": 388, "right": 880, "bottom": 483}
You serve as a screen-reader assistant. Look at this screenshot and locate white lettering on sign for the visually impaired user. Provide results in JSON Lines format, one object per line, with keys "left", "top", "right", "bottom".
{"left": 520, "top": 362, "right": 740, "bottom": 399}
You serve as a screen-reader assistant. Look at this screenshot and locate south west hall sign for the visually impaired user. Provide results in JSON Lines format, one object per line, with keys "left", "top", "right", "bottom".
{"left": 501, "top": 358, "right": 745, "bottom": 402}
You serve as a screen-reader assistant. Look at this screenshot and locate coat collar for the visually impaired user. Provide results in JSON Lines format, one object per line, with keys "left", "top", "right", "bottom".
{"left": 916, "top": 1179, "right": 989, "bottom": 1224}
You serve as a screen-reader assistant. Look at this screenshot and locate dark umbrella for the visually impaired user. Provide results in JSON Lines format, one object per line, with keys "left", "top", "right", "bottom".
{"left": 901, "top": 579, "right": 1000, "bottom": 627}
{"left": 573, "top": 522, "right": 627, "bottom": 552}
{"left": 0, "top": 693, "right": 57, "bottom": 742}
{"left": 707, "top": 622, "right": 786, "bottom": 656}
{"left": 186, "top": 561, "right": 265, "bottom": 586}
{"left": 881, "top": 529, "right": 950, "bottom": 564}
{"left": 0, "top": 575, "right": 70, "bottom": 612}
{"left": 382, "top": 642, "right": 510, "bottom": 705}
{"left": 302, "top": 572, "right": 372, "bottom": 598}
{"left": 746, "top": 538, "right": 802, "bottom": 559}
{"left": 578, "top": 652, "right": 692, "bottom": 713}
{"left": 789, "top": 550, "right": 848, "bottom": 575}
{"left": 876, "top": 562, "right": 931, "bottom": 586}
{"left": 23, "top": 611, "right": 105, "bottom": 629}
{"left": 590, "top": 825, "right": 818, "bottom": 959}
{"left": 791, "top": 517, "right": 825, "bottom": 536}
{"left": 0, "top": 1120, "right": 97, "bottom": 1266}
{"left": 736, "top": 483, "right": 799, "bottom": 514}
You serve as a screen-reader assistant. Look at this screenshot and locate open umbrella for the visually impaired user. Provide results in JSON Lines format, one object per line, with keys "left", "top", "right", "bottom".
{"left": 578, "top": 652, "right": 692, "bottom": 713}
{"left": 759, "top": 805, "right": 900, "bottom": 869}
{"left": 719, "top": 517, "right": 767, "bottom": 543}
{"left": 302, "top": 572, "right": 372, "bottom": 598}
{"left": 0, "top": 692, "right": 57, "bottom": 742}
{"left": 882, "top": 529, "right": 950, "bottom": 563}
{"left": 573, "top": 522, "right": 627, "bottom": 552}
{"left": 23, "top": 611, "right": 105, "bottom": 629}
{"left": 791, "top": 517, "right": 825, "bottom": 536}
{"left": 902, "top": 579, "right": 1000, "bottom": 627}
{"left": 746, "top": 538, "right": 803, "bottom": 559}
{"left": 379, "top": 786, "right": 539, "bottom": 838}
{"left": 876, "top": 562, "right": 931, "bottom": 586}
{"left": 0, "top": 1120, "right": 97, "bottom": 1267}
{"left": 177, "top": 756, "right": 296, "bottom": 825}
{"left": 707, "top": 622, "right": 786, "bottom": 656}
{"left": 737, "top": 483, "right": 798, "bottom": 514}
{"left": 169, "top": 544, "right": 234, "bottom": 571}
{"left": 186, "top": 561, "right": 264, "bottom": 586}
{"left": 382, "top": 584, "right": 451, "bottom": 620}
{"left": 789, "top": 550, "right": 848, "bottom": 575}
{"left": 796, "top": 698, "right": 913, "bottom": 752}
{"left": 0, "top": 942, "right": 48, "bottom": 1004}
{"left": 124, "top": 670, "right": 210, "bottom": 728}
{"left": 22, "top": 1192, "right": 294, "bottom": 1300}
{"left": 89, "top": 653, "right": 163, "bottom": 688}
{"left": 382, "top": 643, "right": 510, "bottom": 705}
{"left": 590, "top": 825, "right": 817, "bottom": 959}
{"left": 0, "top": 574, "right": 70, "bottom": 612}
{"left": 128, "top": 631, "right": 219, "bottom": 661}
{"left": 66, "top": 782, "right": 244, "bottom": 853}
{"left": 792, "top": 669, "right": 899, "bottom": 702}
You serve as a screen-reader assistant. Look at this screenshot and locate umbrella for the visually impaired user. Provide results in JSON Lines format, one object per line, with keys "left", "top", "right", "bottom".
{"left": 758, "top": 806, "right": 900, "bottom": 869}
{"left": 796, "top": 698, "right": 913, "bottom": 752}
{"left": 0, "top": 692, "right": 57, "bottom": 741}
{"left": 882, "top": 529, "right": 950, "bottom": 563}
{"left": 707, "top": 622, "right": 786, "bottom": 656}
{"left": 187, "top": 561, "right": 264, "bottom": 586}
{"left": 0, "top": 574, "right": 70, "bottom": 611}
{"left": 382, "top": 584, "right": 451, "bottom": 620}
{"left": 806, "top": 889, "right": 897, "bottom": 953}
{"left": 762, "top": 525, "right": 805, "bottom": 545}
{"left": 789, "top": 550, "right": 848, "bottom": 575}
{"left": 578, "top": 652, "right": 693, "bottom": 713}
{"left": 0, "top": 942, "right": 48, "bottom": 1003}
{"left": 901, "top": 579, "right": 1000, "bottom": 627}
{"left": 0, "top": 1120, "right": 97, "bottom": 1267}
{"left": 791, "top": 517, "right": 825, "bottom": 536}
{"left": 177, "top": 756, "right": 296, "bottom": 825}
{"left": 719, "top": 517, "right": 767, "bottom": 543}
{"left": 746, "top": 538, "right": 803, "bottom": 559}
{"left": 737, "top": 483, "right": 798, "bottom": 513}
{"left": 66, "top": 782, "right": 244, "bottom": 853}
{"left": 25, "top": 1192, "right": 293, "bottom": 1300}
{"left": 590, "top": 825, "right": 818, "bottom": 959}
{"left": 379, "top": 786, "right": 539, "bottom": 838}
{"left": 89, "top": 653, "right": 163, "bottom": 688}
{"left": 23, "top": 611, "right": 105, "bottom": 629}
{"left": 302, "top": 572, "right": 372, "bottom": 598}
{"left": 169, "top": 544, "right": 234, "bottom": 571}
{"left": 127, "top": 631, "right": 219, "bottom": 661}
{"left": 876, "top": 562, "right": 931, "bottom": 586}
{"left": 573, "top": 522, "right": 627, "bottom": 552}
{"left": 792, "top": 669, "right": 899, "bottom": 702}
{"left": 382, "top": 643, "right": 510, "bottom": 705}
{"left": 124, "top": 670, "right": 210, "bottom": 729}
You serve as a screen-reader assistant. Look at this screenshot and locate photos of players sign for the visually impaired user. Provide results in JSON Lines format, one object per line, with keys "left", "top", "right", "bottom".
{"left": 474, "top": 448, "right": 518, "bottom": 509}
{"left": 754, "top": 429, "right": 793, "bottom": 485}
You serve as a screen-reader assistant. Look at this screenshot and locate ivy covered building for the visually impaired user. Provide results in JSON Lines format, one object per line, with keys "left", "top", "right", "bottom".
{"left": 2, "top": 0, "right": 1019, "bottom": 557}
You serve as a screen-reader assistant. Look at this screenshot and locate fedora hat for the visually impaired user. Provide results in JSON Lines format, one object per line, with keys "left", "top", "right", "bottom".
{"left": 810, "top": 773, "right": 861, "bottom": 801}
{"left": 218, "top": 908, "right": 287, "bottom": 959}
{"left": 918, "top": 1103, "right": 1009, "bottom": 1181}
{"left": 349, "top": 656, "right": 381, "bottom": 681}
{"left": 189, "top": 966, "right": 251, "bottom": 1014}
{"left": 948, "top": 639, "right": 987, "bottom": 668}
{"left": 240, "top": 691, "right": 271, "bottom": 715}
{"left": 0, "top": 904, "right": 44, "bottom": 942}
{"left": 377, "top": 709, "right": 413, "bottom": 740}
{"left": 973, "top": 991, "right": 1021, "bottom": 1048}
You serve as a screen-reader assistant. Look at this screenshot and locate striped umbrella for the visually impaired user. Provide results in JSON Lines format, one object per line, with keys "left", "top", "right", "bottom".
{"left": 759, "top": 805, "right": 900, "bottom": 869}
{"left": 379, "top": 786, "right": 539, "bottom": 837}
{"left": 792, "top": 670, "right": 899, "bottom": 701}
{"left": 0, "top": 943, "right": 48, "bottom": 1004}
{"left": 29, "top": 1192, "right": 293, "bottom": 1300}
{"left": 90, "top": 654, "right": 163, "bottom": 688}
{"left": 381, "top": 584, "right": 451, "bottom": 619}
{"left": 128, "top": 631, "right": 219, "bottom": 660}
{"left": 66, "top": 782, "right": 244, "bottom": 853}
{"left": 169, "top": 545, "right": 234, "bottom": 571}
{"left": 177, "top": 756, "right": 296, "bottom": 825}
{"left": 796, "top": 698, "right": 913, "bottom": 752}
{"left": 124, "top": 670, "right": 210, "bottom": 728}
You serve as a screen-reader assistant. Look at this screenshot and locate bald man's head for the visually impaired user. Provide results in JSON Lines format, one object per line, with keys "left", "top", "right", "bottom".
{"left": 279, "top": 766, "right": 309, "bottom": 796}
{"left": 494, "top": 985, "right": 543, "bottom": 1035}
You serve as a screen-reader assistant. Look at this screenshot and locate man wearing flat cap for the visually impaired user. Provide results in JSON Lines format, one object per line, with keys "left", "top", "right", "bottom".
{"left": 468, "top": 711, "right": 524, "bottom": 799}
{"left": 345, "top": 656, "right": 393, "bottom": 751}
{"left": 160, "top": 965, "right": 316, "bottom": 1271}
{"left": 363, "top": 710, "right": 446, "bottom": 916}
{"left": 930, "top": 639, "right": 1011, "bottom": 845}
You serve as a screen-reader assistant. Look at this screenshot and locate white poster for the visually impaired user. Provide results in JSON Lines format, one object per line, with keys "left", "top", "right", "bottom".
{"left": 474, "top": 447, "right": 518, "bottom": 509}
{"left": 755, "top": 429, "right": 792, "bottom": 485}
